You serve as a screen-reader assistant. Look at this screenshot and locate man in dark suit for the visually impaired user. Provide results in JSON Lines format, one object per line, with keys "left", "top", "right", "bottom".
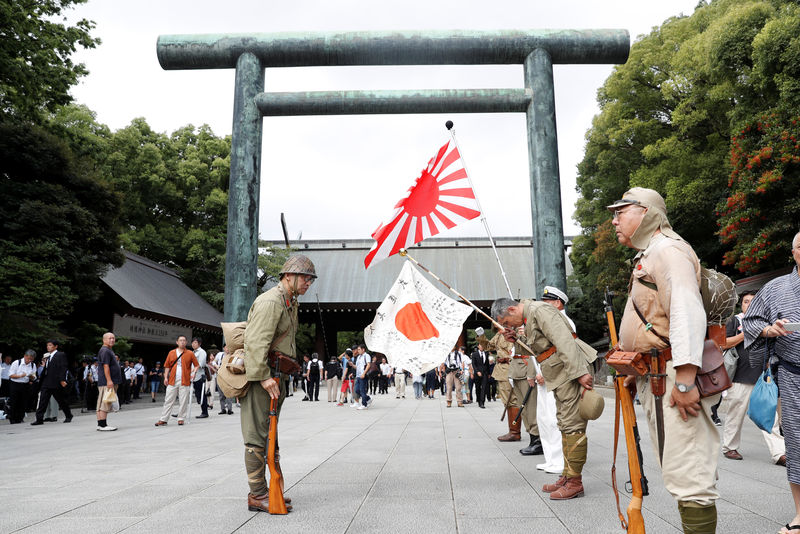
{"left": 31, "top": 340, "right": 73, "bottom": 425}
{"left": 471, "top": 342, "right": 491, "bottom": 409}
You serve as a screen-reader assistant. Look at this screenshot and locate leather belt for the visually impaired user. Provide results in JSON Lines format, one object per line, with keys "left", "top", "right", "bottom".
{"left": 512, "top": 355, "right": 529, "bottom": 360}
{"left": 536, "top": 333, "right": 579, "bottom": 363}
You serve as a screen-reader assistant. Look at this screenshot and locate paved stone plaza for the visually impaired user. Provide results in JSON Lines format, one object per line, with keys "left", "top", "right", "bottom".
{"left": 0, "top": 385, "right": 791, "bottom": 533}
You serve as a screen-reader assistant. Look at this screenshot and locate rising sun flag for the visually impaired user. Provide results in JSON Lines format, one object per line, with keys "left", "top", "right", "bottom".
{"left": 364, "top": 261, "right": 472, "bottom": 375}
{"left": 364, "top": 140, "right": 481, "bottom": 269}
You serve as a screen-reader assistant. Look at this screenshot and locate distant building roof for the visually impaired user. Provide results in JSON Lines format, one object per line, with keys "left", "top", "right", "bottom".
{"left": 266, "top": 236, "right": 572, "bottom": 309}
{"left": 734, "top": 266, "right": 794, "bottom": 294}
{"left": 101, "top": 251, "right": 223, "bottom": 333}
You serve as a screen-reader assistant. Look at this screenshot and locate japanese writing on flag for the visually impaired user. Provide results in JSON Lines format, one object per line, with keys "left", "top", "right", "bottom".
{"left": 364, "top": 261, "right": 472, "bottom": 375}
{"left": 364, "top": 139, "right": 481, "bottom": 269}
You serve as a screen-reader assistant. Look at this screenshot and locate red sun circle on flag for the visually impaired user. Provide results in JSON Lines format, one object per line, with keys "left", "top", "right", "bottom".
{"left": 394, "top": 302, "right": 440, "bottom": 341}
{"left": 402, "top": 170, "right": 439, "bottom": 217}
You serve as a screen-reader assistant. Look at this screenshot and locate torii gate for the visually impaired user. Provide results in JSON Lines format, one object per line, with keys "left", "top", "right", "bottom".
{"left": 156, "top": 30, "right": 630, "bottom": 322}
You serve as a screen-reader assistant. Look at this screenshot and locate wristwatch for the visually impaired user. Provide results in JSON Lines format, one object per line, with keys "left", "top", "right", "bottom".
{"left": 675, "top": 382, "right": 695, "bottom": 393}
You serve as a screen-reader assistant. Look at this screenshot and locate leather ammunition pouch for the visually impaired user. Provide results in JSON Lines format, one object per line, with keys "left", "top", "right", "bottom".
{"left": 268, "top": 351, "right": 302, "bottom": 376}
{"left": 605, "top": 348, "right": 649, "bottom": 376}
{"left": 694, "top": 339, "right": 731, "bottom": 398}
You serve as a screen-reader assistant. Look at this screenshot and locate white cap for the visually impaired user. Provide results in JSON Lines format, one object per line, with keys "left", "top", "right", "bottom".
{"left": 541, "top": 286, "right": 568, "bottom": 304}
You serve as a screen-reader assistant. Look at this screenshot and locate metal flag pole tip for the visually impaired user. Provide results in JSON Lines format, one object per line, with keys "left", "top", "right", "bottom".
{"left": 399, "top": 248, "right": 408, "bottom": 256}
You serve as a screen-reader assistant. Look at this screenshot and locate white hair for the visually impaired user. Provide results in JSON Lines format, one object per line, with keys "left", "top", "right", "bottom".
{"left": 793, "top": 231, "right": 800, "bottom": 250}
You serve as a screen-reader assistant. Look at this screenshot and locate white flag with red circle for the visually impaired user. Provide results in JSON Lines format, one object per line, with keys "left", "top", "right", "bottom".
{"left": 364, "top": 139, "right": 481, "bottom": 269}
{"left": 364, "top": 261, "right": 472, "bottom": 375}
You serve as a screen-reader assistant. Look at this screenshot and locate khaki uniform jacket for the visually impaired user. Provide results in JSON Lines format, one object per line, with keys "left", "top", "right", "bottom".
{"left": 618, "top": 234, "right": 705, "bottom": 368}
{"left": 516, "top": 300, "right": 596, "bottom": 391}
{"left": 243, "top": 284, "right": 298, "bottom": 382}
{"left": 480, "top": 332, "right": 513, "bottom": 382}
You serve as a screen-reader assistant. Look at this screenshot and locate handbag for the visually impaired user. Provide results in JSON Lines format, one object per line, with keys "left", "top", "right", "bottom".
{"left": 748, "top": 367, "right": 778, "bottom": 432}
{"left": 747, "top": 341, "right": 779, "bottom": 432}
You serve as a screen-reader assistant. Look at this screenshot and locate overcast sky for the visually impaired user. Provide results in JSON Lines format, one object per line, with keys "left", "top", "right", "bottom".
{"left": 68, "top": 0, "right": 699, "bottom": 242}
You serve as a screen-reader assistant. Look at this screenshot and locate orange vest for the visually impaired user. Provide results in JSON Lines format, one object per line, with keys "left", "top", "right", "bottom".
{"left": 164, "top": 349, "right": 198, "bottom": 386}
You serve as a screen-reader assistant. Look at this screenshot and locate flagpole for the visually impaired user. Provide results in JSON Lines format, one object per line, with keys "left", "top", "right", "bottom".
{"left": 399, "top": 249, "right": 537, "bottom": 356}
{"left": 445, "top": 120, "right": 514, "bottom": 299}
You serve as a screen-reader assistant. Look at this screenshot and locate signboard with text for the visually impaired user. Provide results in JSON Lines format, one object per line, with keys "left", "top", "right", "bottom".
{"left": 113, "top": 315, "right": 191, "bottom": 345}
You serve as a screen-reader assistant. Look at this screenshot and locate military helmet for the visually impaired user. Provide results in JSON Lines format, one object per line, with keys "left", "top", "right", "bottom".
{"left": 279, "top": 254, "right": 317, "bottom": 279}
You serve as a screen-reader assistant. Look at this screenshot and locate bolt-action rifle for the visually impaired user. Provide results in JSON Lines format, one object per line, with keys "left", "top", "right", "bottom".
{"left": 605, "top": 288, "right": 647, "bottom": 534}
{"left": 267, "top": 360, "right": 289, "bottom": 514}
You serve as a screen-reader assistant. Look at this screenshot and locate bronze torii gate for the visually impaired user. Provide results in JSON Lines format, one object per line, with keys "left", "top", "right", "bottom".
{"left": 156, "top": 30, "right": 630, "bottom": 322}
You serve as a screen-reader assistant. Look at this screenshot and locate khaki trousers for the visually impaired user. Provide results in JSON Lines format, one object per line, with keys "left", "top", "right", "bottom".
{"left": 394, "top": 374, "right": 406, "bottom": 397}
{"left": 511, "top": 379, "right": 539, "bottom": 435}
{"left": 159, "top": 384, "right": 190, "bottom": 422}
{"left": 720, "top": 381, "right": 785, "bottom": 461}
{"left": 552, "top": 379, "right": 587, "bottom": 434}
{"left": 636, "top": 361, "right": 720, "bottom": 506}
{"left": 497, "top": 379, "right": 519, "bottom": 407}
{"left": 240, "top": 378, "right": 288, "bottom": 447}
{"left": 445, "top": 372, "right": 463, "bottom": 403}
{"left": 326, "top": 378, "right": 339, "bottom": 402}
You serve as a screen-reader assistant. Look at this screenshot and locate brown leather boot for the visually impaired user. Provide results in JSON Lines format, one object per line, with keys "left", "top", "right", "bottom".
{"left": 497, "top": 407, "right": 522, "bottom": 441}
{"left": 549, "top": 476, "right": 584, "bottom": 500}
{"left": 542, "top": 476, "right": 567, "bottom": 493}
{"left": 248, "top": 492, "right": 293, "bottom": 512}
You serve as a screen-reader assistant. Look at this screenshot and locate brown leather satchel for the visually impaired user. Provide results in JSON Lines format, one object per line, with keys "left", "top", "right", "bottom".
{"left": 694, "top": 339, "right": 732, "bottom": 398}
{"left": 268, "top": 351, "right": 302, "bottom": 376}
{"left": 605, "top": 348, "right": 649, "bottom": 377}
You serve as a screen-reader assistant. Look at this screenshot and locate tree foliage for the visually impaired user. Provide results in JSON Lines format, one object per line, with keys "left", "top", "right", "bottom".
{"left": 0, "top": 120, "right": 122, "bottom": 351}
{"left": 0, "top": 0, "right": 99, "bottom": 122}
{"left": 572, "top": 0, "right": 800, "bottom": 338}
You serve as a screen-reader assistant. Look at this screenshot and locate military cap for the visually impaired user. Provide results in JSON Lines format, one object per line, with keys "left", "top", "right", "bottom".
{"left": 541, "top": 286, "right": 568, "bottom": 304}
{"left": 579, "top": 388, "right": 605, "bottom": 421}
{"left": 607, "top": 187, "right": 667, "bottom": 214}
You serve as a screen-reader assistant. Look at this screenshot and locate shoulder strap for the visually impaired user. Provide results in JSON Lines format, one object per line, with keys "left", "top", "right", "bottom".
{"left": 631, "top": 299, "right": 671, "bottom": 347}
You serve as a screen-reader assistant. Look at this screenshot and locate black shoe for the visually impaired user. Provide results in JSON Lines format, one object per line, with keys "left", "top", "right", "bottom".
{"left": 152, "top": 399, "right": 156, "bottom": 403}
{"left": 227, "top": 409, "right": 234, "bottom": 415}
{"left": 219, "top": 411, "right": 227, "bottom": 415}
{"left": 196, "top": 414, "right": 209, "bottom": 419}
{"left": 479, "top": 404, "right": 485, "bottom": 409}
{"left": 520, "top": 434, "right": 544, "bottom": 456}
{"left": 63, "top": 416, "right": 73, "bottom": 423}
{"left": 31, "top": 420, "right": 44, "bottom": 426}
{"left": 171, "top": 414, "right": 178, "bottom": 417}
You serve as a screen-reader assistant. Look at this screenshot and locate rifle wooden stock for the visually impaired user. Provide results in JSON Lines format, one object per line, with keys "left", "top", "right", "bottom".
{"left": 618, "top": 377, "right": 646, "bottom": 533}
{"left": 267, "top": 396, "right": 288, "bottom": 514}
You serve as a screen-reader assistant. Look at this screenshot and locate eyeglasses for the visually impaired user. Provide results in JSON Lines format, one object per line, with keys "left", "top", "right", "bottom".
{"left": 612, "top": 206, "right": 644, "bottom": 220}
{"left": 301, "top": 275, "right": 315, "bottom": 284}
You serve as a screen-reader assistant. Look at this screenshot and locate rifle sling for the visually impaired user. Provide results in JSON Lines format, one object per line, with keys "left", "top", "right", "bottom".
{"left": 612, "top": 380, "right": 629, "bottom": 531}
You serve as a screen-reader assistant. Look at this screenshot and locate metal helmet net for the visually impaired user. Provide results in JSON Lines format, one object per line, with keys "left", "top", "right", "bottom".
{"left": 702, "top": 268, "right": 737, "bottom": 325}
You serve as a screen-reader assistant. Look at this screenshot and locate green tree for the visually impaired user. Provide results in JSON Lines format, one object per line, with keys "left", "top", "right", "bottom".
{"left": 0, "top": 0, "right": 100, "bottom": 122}
{"left": 101, "top": 119, "right": 231, "bottom": 309}
{"left": 571, "top": 0, "right": 800, "bottom": 337}
{"left": 0, "top": 120, "right": 122, "bottom": 352}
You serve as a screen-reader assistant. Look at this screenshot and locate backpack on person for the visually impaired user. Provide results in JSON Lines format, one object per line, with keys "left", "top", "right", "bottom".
{"left": 309, "top": 359, "right": 320, "bottom": 380}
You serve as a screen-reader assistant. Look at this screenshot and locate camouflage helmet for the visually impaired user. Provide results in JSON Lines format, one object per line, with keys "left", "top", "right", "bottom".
{"left": 279, "top": 254, "right": 317, "bottom": 279}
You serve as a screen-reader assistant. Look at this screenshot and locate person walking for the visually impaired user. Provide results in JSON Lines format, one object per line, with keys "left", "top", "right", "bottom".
{"left": 84, "top": 358, "right": 99, "bottom": 412}
{"left": 721, "top": 291, "right": 786, "bottom": 465}
{"left": 96, "top": 333, "right": 122, "bottom": 431}
{"left": 394, "top": 365, "right": 406, "bottom": 399}
{"left": 192, "top": 337, "right": 209, "bottom": 419}
{"left": 155, "top": 335, "right": 199, "bottom": 427}
{"left": 148, "top": 361, "right": 163, "bottom": 402}
{"left": 354, "top": 344, "right": 372, "bottom": 410}
{"left": 324, "top": 356, "right": 340, "bottom": 402}
{"left": 7, "top": 350, "right": 37, "bottom": 424}
{"left": 306, "top": 352, "right": 322, "bottom": 402}
{"left": 741, "top": 230, "right": 800, "bottom": 534}
{"left": 31, "top": 340, "right": 73, "bottom": 425}
{"left": 215, "top": 346, "right": 233, "bottom": 415}
{"left": 443, "top": 349, "right": 464, "bottom": 408}
{"left": 611, "top": 188, "right": 720, "bottom": 530}
{"left": 471, "top": 343, "right": 490, "bottom": 408}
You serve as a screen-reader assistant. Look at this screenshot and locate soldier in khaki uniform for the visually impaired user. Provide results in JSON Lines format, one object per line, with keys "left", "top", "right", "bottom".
{"left": 610, "top": 188, "right": 719, "bottom": 533}
{"left": 492, "top": 298, "right": 597, "bottom": 500}
{"left": 241, "top": 255, "right": 317, "bottom": 513}
{"left": 507, "top": 337, "right": 544, "bottom": 456}
{"left": 480, "top": 330, "right": 521, "bottom": 441}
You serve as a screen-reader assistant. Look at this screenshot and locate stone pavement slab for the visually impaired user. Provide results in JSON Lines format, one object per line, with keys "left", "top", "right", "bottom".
{"left": 0, "top": 385, "right": 791, "bottom": 533}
